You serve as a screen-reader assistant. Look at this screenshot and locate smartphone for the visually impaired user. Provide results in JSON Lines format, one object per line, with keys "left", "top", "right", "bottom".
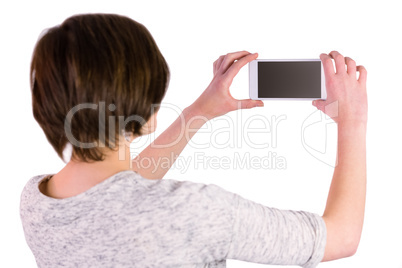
{"left": 249, "top": 59, "right": 326, "bottom": 100}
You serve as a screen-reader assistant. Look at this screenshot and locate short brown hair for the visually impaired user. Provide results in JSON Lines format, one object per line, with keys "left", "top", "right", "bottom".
{"left": 31, "top": 14, "right": 169, "bottom": 162}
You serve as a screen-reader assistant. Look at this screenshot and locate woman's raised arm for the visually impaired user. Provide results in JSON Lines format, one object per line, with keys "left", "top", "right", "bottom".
{"left": 132, "top": 51, "right": 264, "bottom": 179}
{"left": 313, "top": 51, "right": 368, "bottom": 261}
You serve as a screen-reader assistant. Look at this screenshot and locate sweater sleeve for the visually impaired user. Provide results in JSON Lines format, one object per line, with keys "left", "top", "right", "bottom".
{"left": 226, "top": 192, "right": 327, "bottom": 267}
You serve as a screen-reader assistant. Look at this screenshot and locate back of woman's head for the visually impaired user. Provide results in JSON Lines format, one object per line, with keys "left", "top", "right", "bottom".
{"left": 31, "top": 13, "right": 169, "bottom": 162}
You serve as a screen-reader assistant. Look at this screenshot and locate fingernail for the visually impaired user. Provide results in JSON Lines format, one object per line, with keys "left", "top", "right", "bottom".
{"left": 257, "top": 102, "right": 264, "bottom": 107}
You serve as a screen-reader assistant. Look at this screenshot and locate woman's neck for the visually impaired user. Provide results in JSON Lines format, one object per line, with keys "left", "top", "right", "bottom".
{"left": 40, "top": 141, "right": 133, "bottom": 199}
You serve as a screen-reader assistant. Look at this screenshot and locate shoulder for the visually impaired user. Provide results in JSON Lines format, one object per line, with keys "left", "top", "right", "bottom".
{"left": 20, "top": 174, "right": 53, "bottom": 220}
{"left": 127, "top": 171, "right": 240, "bottom": 210}
{"left": 145, "top": 176, "right": 238, "bottom": 202}
{"left": 20, "top": 174, "right": 52, "bottom": 200}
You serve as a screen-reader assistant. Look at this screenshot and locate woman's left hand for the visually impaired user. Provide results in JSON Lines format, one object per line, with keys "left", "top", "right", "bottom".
{"left": 190, "top": 51, "right": 264, "bottom": 120}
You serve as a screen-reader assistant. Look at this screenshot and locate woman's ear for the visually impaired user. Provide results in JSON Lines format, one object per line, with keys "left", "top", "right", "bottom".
{"left": 140, "top": 112, "right": 158, "bottom": 136}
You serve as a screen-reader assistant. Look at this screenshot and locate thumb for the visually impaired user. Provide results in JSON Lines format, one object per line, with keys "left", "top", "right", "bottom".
{"left": 312, "top": 99, "right": 326, "bottom": 112}
{"left": 237, "top": 99, "right": 264, "bottom": 109}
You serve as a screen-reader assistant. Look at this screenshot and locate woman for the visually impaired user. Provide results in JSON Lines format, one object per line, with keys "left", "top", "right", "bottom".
{"left": 20, "top": 13, "right": 367, "bottom": 267}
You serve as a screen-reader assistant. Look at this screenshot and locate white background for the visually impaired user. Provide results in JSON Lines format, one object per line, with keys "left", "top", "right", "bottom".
{"left": 1, "top": 0, "right": 401, "bottom": 267}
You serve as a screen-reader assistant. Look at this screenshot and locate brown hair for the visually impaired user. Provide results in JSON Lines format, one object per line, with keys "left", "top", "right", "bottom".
{"left": 31, "top": 13, "right": 169, "bottom": 162}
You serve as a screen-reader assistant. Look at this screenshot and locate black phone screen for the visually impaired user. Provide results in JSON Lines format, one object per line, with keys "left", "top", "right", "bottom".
{"left": 258, "top": 61, "right": 321, "bottom": 98}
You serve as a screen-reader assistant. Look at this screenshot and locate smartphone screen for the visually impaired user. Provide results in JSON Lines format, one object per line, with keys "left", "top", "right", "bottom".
{"left": 257, "top": 61, "right": 321, "bottom": 98}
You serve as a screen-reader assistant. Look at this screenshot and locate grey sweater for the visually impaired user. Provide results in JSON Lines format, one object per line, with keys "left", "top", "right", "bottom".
{"left": 20, "top": 170, "right": 326, "bottom": 267}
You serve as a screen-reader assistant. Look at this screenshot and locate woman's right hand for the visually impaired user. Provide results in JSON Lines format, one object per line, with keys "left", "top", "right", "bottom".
{"left": 313, "top": 51, "right": 367, "bottom": 125}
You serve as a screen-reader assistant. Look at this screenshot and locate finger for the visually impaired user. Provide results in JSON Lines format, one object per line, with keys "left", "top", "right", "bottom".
{"left": 345, "top": 57, "right": 356, "bottom": 76}
{"left": 215, "top": 55, "right": 225, "bottom": 74}
{"left": 224, "top": 53, "right": 258, "bottom": 79}
{"left": 219, "top": 51, "right": 251, "bottom": 74}
{"left": 320, "top": 53, "right": 335, "bottom": 76}
{"left": 356, "top": 65, "right": 367, "bottom": 84}
{"left": 329, "top": 51, "right": 346, "bottom": 74}
{"left": 237, "top": 99, "right": 264, "bottom": 109}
